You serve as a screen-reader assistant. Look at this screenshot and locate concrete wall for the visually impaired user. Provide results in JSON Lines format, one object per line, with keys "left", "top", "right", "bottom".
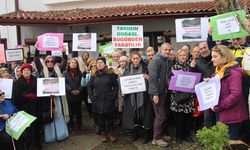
{"left": 0, "top": 0, "right": 17, "bottom": 49}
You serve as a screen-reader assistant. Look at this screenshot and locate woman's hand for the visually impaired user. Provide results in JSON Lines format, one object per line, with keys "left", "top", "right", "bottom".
{"left": 143, "top": 74, "right": 149, "bottom": 80}
{"left": 203, "top": 78, "right": 210, "bottom": 82}
{"left": 152, "top": 95, "right": 159, "bottom": 105}
{"left": 0, "top": 114, "right": 9, "bottom": 120}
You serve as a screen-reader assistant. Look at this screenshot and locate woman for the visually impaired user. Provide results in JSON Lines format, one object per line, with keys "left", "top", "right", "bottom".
{"left": 211, "top": 45, "right": 248, "bottom": 140}
{"left": 122, "top": 52, "right": 154, "bottom": 144}
{"left": 41, "top": 55, "right": 69, "bottom": 142}
{"left": 0, "top": 89, "right": 26, "bottom": 150}
{"left": 14, "top": 66, "right": 22, "bottom": 80}
{"left": 0, "top": 68, "right": 11, "bottom": 79}
{"left": 170, "top": 49, "right": 195, "bottom": 144}
{"left": 14, "top": 63, "right": 43, "bottom": 149}
{"left": 88, "top": 57, "right": 118, "bottom": 143}
{"left": 63, "top": 58, "right": 83, "bottom": 131}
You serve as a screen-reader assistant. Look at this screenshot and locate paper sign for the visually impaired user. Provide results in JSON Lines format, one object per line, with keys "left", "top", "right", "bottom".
{"left": 112, "top": 25, "right": 144, "bottom": 48}
{"left": 37, "top": 77, "right": 66, "bottom": 97}
{"left": 119, "top": 74, "right": 146, "bottom": 94}
{"left": 29, "top": 45, "right": 36, "bottom": 55}
{"left": 217, "top": 16, "right": 240, "bottom": 35}
{"left": 5, "top": 111, "right": 36, "bottom": 140}
{"left": 5, "top": 48, "right": 24, "bottom": 62}
{"left": 51, "top": 43, "right": 69, "bottom": 56}
{"left": 169, "top": 70, "right": 201, "bottom": 93}
{"left": 73, "top": 33, "right": 97, "bottom": 51}
{"left": 0, "top": 78, "right": 13, "bottom": 99}
{"left": 37, "top": 33, "right": 64, "bottom": 51}
{"left": 99, "top": 43, "right": 116, "bottom": 56}
{"left": 243, "top": 52, "right": 250, "bottom": 71}
{"left": 210, "top": 10, "right": 249, "bottom": 41}
{"left": 175, "top": 17, "right": 209, "bottom": 42}
{"left": 195, "top": 77, "right": 221, "bottom": 111}
{"left": 0, "top": 44, "right": 6, "bottom": 64}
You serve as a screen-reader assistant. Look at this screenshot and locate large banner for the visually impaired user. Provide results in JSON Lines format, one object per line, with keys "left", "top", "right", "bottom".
{"left": 195, "top": 77, "right": 221, "bottom": 111}
{"left": 210, "top": 10, "right": 249, "bottom": 41}
{"left": 37, "top": 33, "right": 64, "bottom": 51}
{"left": 5, "top": 48, "right": 24, "bottom": 62}
{"left": 119, "top": 74, "right": 146, "bottom": 94}
{"left": 169, "top": 71, "right": 201, "bottom": 93}
{"left": 72, "top": 33, "right": 97, "bottom": 51}
{"left": 175, "top": 17, "right": 209, "bottom": 42}
{"left": 112, "top": 25, "right": 143, "bottom": 48}
{"left": 37, "top": 77, "right": 66, "bottom": 97}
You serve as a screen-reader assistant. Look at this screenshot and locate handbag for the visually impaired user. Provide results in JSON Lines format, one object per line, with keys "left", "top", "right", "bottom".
{"left": 174, "top": 92, "right": 192, "bottom": 104}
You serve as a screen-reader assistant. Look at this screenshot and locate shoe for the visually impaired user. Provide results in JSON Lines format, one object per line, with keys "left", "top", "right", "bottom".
{"left": 143, "top": 129, "right": 152, "bottom": 144}
{"left": 162, "top": 135, "right": 171, "bottom": 142}
{"left": 95, "top": 125, "right": 100, "bottom": 134}
{"left": 129, "top": 129, "right": 137, "bottom": 142}
{"left": 99, "top": 132, "right": 107, "bottom": 143}
{"left": 176, "top": 139, "right": 182, "bottom": 144}
{"left": 108, "top": 132, "right": 118, "bottom": 143}
{"left": 152, "top": 139, "right": 169, "bottom": 147}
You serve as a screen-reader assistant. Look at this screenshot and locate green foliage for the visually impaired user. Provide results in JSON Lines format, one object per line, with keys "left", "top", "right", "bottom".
{"left": 196, "top": 122, "right": 230, "bottom": 150}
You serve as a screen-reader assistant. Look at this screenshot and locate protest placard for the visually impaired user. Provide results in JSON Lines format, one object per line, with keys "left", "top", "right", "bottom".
{"left": 5, "top": 48, "right": 24, "bottom": 62}
{"left": 51, "top": 43, "right": 69, "bottom": 56}
{"left": 175, "top": 17, "right": 209, "bottom": 42}
{"left": 37, "top": 77, "right": 66, "bottom": 97}
{"left": 119, "top": 74, "right": 146, "bottom": 94}
{"left": 72, "top": 33, "right": 97, "bottom": 51}
{"left": 16, "top": 45, "right": 29, "bottom": 58}
{"left": 0, "top": 44, "right": 6, "bottom": 64}
{"left": 169, "top": 70, "right": 201, "bottom": 93}
{"left": 112, "top": 25, "right": 143, "bottom": 48}
{"left": 0, "top": 78, "right": 13, "bottom": 99}
{"left": 37, "top": 33, "right": 64, "bottom": 51}
{"left": 99, "top": 43, "right": 116, "bottom": 56}
{"left": 5, "top": 111, "right": 36, "bottom": 140}
{"left": 195, "top": 77, "right": 221, "bottom": 111}
{"left": 210, "top": 10, "right": 249, "bottom": 41}
{"left": 243, "top": 52, "right": 250, "bottom": 71}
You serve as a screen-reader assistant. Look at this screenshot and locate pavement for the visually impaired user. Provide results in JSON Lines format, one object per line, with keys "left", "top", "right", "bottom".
{"left": 42, "top": 105, "right": 205, "bottom": 150}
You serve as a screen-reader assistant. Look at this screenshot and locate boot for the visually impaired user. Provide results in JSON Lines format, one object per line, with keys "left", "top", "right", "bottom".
{"left": 143, "top": 129, "right": 152, "bottom": 144}
{"left": 108, "top": 132, "right": 118, "bottom": 143}
{"left": 99, "top": 132, "right": 107, "bottom": 143}
{"left": 129, "top": 129, "right": 138, "bottom": 141}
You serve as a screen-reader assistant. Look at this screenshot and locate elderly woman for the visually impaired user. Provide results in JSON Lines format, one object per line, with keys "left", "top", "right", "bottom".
{"left": 170, "top": 49, "right": 195, "bottom": 144}
{"left": 0, "top": 89, "right": 26, "bottom": 150}
{"left": 63, "top": 58, "right": 83, "bottom": 131}
{"left": 88, "top": 57, "right": 118, "bottom": 143}
{"left": 13, "top": 63, "right": 42, "bottom": 149}
{"left": 0, "top": 68, "right": 11, "bottom": 79}
{"left": 211, "top": 45, "right": 248, "bottom": 140}
{"left": 122, "top": 52, "right": 154, "bottom": 144}
{"left": 41, "top": 55, "right": 69, "bottom": 142}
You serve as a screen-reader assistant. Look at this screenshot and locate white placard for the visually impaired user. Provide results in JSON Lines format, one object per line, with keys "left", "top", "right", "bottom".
{"left": 175, "top": 74, "right": 196, "bottom": 89}
{"left": 217, "top": 16, "right": 240, "bottom": 35}
{"left": 199, "top": 83, "right": 217, "bottom": 104}
{"left": 8, "top": 113, "right": 29, "bottom": 132}
{"left": 119, "top": 74, "right": 146, "bottom": 94}
{"left": 5, "top": 49, "right": 24, "bottom": 62}
{"left": 37, "top": 77, "right": 66, "bottom": 97}
{"left": 0, "top": 78, "right": 13, "bottom": 99}
{"left": 244, "top": 52, "right": 250, "bottom": 71}
{"left": 112, "top": 25, "right": 144, "bottom": 48}
{"left": 72, "top": 33, "right": 97, "bottom": 51}
{"left": 29, "top": 46, "right": 36, "bottom": 55}
{"left": 175, "top": 17, "right": 209, "bottom": 42}
{"left": 51, "top": 43, "right": 69, "bottom": 56}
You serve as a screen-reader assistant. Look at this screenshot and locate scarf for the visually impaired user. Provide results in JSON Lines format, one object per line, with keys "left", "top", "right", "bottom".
{"left": 43, "top": 64, "right": 70, "bottom": 123}
{"left": 24, "top": 76, "right": 31, "bottom": 84}
{"left": 97, "top": 66, "right": 108, "bottom": 75}
{"left": 129, "top": 63, "right": 144, "bottom": 109}
{"left": 69, "top": 68, "right": 78, "bottom": 78}
{"left": 215, "top": 61, "right": 238, "bottom": 79}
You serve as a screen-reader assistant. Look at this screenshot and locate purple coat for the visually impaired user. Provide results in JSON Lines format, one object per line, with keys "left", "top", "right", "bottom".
{"left": 213, "top": 66, "right": 248, "bottom": 124}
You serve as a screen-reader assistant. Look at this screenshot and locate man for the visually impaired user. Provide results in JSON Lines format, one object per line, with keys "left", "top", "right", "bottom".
{"left": 191, "top": 41, "right": 216, "bottom": 128}
{"left": 148, "top": 43, "right": 173, "bottom": 147}
{"left": 145, "top": 47, "right": 155, "bottom": 61}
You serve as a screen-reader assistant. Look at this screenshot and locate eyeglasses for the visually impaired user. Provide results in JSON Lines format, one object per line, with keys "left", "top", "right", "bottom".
{"left": 0, "top": 92, "right": 5, "bottom": 97}
{"left": 46, "top": 60, "right": 54, "bottom": 63}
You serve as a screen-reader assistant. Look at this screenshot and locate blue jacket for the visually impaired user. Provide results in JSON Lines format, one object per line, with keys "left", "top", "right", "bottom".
{"left": 0, "top": 100, "right": 18, "bottom": 131}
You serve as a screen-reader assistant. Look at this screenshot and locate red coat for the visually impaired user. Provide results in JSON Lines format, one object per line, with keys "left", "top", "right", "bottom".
{"left": 213, "top": 66, "right": 248, "bottom": 124}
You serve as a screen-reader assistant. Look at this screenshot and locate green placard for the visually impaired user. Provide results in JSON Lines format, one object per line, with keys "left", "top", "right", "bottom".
{"left": 210, "top": 10, "right": 249, "bottom": 41}
{"left": 5, "top": 111, "right": 36, "bottom": 140}
{"left": 99, "top": 43, "right": 117, "bottom": 56}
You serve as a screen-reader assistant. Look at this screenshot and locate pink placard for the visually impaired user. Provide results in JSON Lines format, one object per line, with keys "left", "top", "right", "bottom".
{"left": 37, "top": 33, "right": 64, "bottom": 51}
{"left": 0, "top": 44, "right": 6, "bottom": 64}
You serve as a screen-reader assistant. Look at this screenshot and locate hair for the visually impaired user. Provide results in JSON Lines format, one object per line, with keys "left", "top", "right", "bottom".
{"left": 176, "top": 49, "right": 187, "bottom": 61}
{"left": 192, "top": 46, "right": 199, "bottom": 52}
{"left": 88, "top": 61, "right": 96, "bottom": 71}
{"left": 82, "top": 52, "right": 90, "bottom": 57}
{"left": 211, "top": 45, "right": 235, "bottom": 64}
{"left": 146, "top": 47, "right": 155, "bottom": 54}
{"left": 160, "top": 43, "right": 171, "bottom": 50}
{"left": 67, "top": 58, "right": 80, "bottom": 71}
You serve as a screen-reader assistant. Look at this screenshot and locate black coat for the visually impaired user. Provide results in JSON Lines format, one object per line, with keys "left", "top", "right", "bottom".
{"left": 88, "top": 68, "right": 118, "bottom": 114}
{"left": 13, "top": 76, "right": 41, "bottom": 116}
{"left": 63, "top": 70, "right": 83, "bottom": 102}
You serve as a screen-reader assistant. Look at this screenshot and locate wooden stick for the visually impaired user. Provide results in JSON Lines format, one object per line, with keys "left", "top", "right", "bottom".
{"left": 50, "top": 95, "right": 53, "bottom": 118}
{"left": 7, "top": 119, "right": 16, "bottom": 150}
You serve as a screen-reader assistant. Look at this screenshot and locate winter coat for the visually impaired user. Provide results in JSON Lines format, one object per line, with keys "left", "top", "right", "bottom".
{"left": 63, "top": 70, "right": 83, "bottom": 102}
{"left": 213, "top": 65, "right": 248, "bottom": 124}
{"left": 13, "top": 75, "right": 41, "bottom": 116}
{"left": 88, "top": 68, "right": 118, "bottom": 114}
{"left": 148, "top": 51, "right": 173, "bottom": 96}
{"left": 0, "top": 100, "right": 18, "bottom": 131}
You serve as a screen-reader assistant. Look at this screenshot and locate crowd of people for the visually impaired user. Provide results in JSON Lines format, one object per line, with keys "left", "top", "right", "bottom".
{"left": 0, "top": 32, "right": 250, "bottom": 150}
